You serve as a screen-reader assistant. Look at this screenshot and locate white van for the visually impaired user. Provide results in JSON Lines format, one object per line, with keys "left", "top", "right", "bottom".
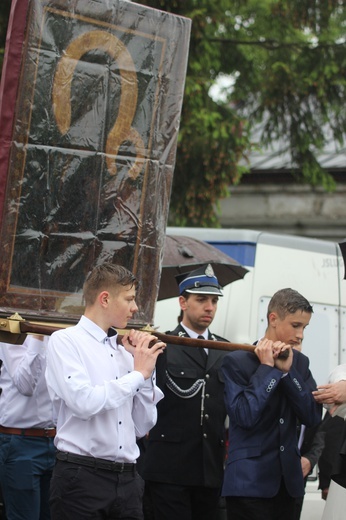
{"left": 154, "top": 227, "right": 346, "bottom": 387}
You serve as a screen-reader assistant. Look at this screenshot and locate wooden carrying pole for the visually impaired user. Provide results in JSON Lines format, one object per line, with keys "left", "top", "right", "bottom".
{"left": 16, "top": 319, "right": 256, "bottom": 353}
{"left": 2, "top": 318, "right": 290, "bottom": 358}
{"left": 118, "top": 331, "right": 256, "bottom": 353}
{"left": 2, "top": 317, "right": 291, "bottom": 359}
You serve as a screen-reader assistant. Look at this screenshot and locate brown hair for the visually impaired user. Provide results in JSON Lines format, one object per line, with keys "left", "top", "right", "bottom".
{"left": 267, "top": 288, "right": 313, "bottom": 321}
{"left": 83, "top": 263, "right": 138, "bottom": 307}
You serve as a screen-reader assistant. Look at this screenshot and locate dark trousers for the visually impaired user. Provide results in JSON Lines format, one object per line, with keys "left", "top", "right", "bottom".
{"left": 146, "top": 481, "right": 220, "bottom": 520}
{"left": 50, "top": 460, "right": 144, "bottom": 520}
{"left": 225, "top": 480, "right": 297, "bottom": 520}
{"left": 0, "top": 433, "right": 56, "bottom": 520}
{"left": 293, "top": 495, "right": 304, "bottom": 520}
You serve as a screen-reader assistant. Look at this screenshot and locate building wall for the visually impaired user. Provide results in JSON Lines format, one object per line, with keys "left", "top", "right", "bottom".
{"left": 217, "top": 180, "right": 346, "bottom": 242}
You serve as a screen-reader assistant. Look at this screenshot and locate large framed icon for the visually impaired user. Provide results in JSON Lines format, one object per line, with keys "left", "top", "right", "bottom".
{"left": 0, "top": 0, "right": 191, "bottom": 326}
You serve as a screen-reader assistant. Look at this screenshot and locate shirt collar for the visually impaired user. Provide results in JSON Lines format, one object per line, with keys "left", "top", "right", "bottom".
{"left": 181, "top": 323, "right": 208, "bottom": 340}
{"left": 79, "top": 315, "right": 108, "bottom": 343}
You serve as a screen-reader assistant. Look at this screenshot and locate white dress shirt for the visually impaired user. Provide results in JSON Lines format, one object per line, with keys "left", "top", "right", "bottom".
{"left": 0, "top": 335, "right": 55, "bottom": 428}
{"left": 45, "top": 315, "right": 163, "bottom": 462}
{"left": 326, "top": 363, "right": 346, "bottom": 419}
{"left": 181, "top": 324, "right": 209, "bottom": 355}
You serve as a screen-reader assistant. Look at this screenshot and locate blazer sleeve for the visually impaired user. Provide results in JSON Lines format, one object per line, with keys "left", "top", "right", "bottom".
{"left": 280, "top": 351, "right": 322, "bottom": 428}
{"left": 221, "top": 351, "right": 283, "bottom": 429}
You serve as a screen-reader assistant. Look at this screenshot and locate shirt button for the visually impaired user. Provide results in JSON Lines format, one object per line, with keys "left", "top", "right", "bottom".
{"left": 280, "top": 446, "right": 284, "bottom": 452}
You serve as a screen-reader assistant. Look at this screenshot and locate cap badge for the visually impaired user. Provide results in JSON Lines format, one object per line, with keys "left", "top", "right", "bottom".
{"left": 205, "top": 264, "right": 215, "bottom": 278}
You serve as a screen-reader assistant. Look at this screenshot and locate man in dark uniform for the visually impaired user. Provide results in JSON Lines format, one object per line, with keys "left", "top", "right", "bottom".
{"left": 142, "top": 264, "right": 229, "bottom": 520}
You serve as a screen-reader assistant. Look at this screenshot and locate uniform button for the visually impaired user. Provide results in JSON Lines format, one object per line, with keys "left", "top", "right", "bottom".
{"left": 280, "top": 446, "right": 284, "bottom": 452}
{"left": 203, "top": 433, "right": 207, "bottom": 438}
{"left": 206, "top": 374, "right": 210, "bottom": 379}
{"left": 180, "top": 371, "right": 185, "bottom": 375}
{"left": 205, "top": 414, "right": 209, "bottom": 420}
{"left": 205, "top": 394, "right": 210, "bottom": 398}
{"left": 279, "top": 418, "right": 284, "bottom": 424}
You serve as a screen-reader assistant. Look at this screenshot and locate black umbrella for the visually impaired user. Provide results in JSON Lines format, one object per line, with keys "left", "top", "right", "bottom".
{"left": 338, "top": 241, "right": 346, "bottom": 279}
{"left": 157, "top": 234, "right": 248, "bottom": 300}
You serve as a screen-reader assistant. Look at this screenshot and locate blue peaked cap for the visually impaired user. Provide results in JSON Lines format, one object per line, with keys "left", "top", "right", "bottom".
{"left": 177, "top": 264, "right": 223, "bottom": 296}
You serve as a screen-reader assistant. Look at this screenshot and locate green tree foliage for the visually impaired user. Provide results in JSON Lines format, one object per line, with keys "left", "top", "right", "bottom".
{"left": 140, "top": 0, "right": 346, "bottom": 226}
{"left": 139, "top": 0, "right": 252, "bottom": 226}
{"left": 223, "top": 0, "right": 346, "bottom": 190}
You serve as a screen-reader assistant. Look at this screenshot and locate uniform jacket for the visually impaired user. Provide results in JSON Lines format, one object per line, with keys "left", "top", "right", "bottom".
{"left": 142, "top": 324, "right": 228, "bottom": 488}
{"left": 221, "top": 349, "right": 322, "bottom": 499}
{"left": 331, "top": 422, "right": 346, "bottom": 489}
{"left": 317, "top": 413, "right": 345, "bottom": 490}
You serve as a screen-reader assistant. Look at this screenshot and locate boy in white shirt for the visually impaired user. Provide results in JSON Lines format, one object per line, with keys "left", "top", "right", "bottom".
{"left": 45, "top": 262, "right": 165, "bottom": 520}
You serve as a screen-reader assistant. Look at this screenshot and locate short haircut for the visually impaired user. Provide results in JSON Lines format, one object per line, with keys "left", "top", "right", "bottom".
{"left": 83, "top": 263, "right": 138, "bottom": 307}
{"left": 267, "top": 288, "right": 313, "bottom": 321}
{"left": 177, "top": 291, "right": 191, "bottom": 323}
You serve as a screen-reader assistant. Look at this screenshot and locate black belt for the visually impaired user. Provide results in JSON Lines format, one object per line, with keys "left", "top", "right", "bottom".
{"left": 56, "top": 451, "right": 136, "bottom": 473}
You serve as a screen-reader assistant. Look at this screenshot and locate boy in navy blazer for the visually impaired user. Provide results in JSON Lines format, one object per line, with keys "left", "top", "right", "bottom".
{"left": 221, "top": 288, "right": 322, "bottom": 520}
